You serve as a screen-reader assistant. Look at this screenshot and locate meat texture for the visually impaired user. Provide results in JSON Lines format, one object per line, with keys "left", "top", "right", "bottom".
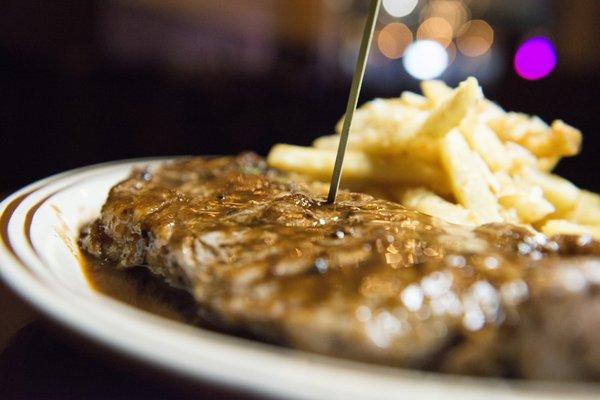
{"left": 80, "top": 153, "right": 600, "bottom": 380}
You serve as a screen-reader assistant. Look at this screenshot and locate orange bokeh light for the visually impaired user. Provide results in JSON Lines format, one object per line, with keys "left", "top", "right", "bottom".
{"left": 417, "top": 17, "right": 453, "bottom": 48}
{"left": 420, "top": 0, "right": 469, "bottom": 33}
{"left": 457, "top": 19, "right": 494, "bottom": 57}
{"left": 377, "top": 22, "right": 413, "bottom": 59}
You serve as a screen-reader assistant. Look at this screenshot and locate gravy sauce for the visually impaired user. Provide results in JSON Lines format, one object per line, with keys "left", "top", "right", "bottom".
{"left": 81, "top": 254, "right": 198, "bottom": 324}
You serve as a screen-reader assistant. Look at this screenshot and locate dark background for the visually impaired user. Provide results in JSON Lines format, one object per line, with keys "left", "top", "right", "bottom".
{"left": 1, "top": 0, "right": 599, "bottom": 194}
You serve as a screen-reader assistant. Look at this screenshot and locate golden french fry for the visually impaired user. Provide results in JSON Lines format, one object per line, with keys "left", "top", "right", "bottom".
{"left": 496, "top": 170, "right": 556, "bottom": 223}
{"left": 499, "top": 207, "right": 520, "bottom": 224}
{"left": 421, "top": 80, "right": 453, "bottom": 106}
{"left": 518, "top": 167, "right": 580, "bottom": 214}
{"left": 312, "top": 135, "right": 338, "bottom": 149}
{"left": 440, "top": 130, "right": 502, "bottom": 224}
{"left": 503, "top": 142, "right": 538, "bottom": 170}
{"left": 475, "top": 100, "right": 506, "bottom": 124}
{"left": 564, "top": 191, "right": 600, "bottom": 226}
{"left": 498, "top": 189, "right": 555, "bottom": 224}
{"left": 399, "top": 91, "right": 429, "bottom": 109}
{"left": 519, "top": 120, "right": 581, "bottom": 158}
{"left": 403, "top": 137, "right": 443, "bottom": 164}
{"left": 549, "top": 120, "right": 582, "bottom": 156}
{"left": 332, "top": 77, "right": 482, "bottom": 160}
{"left": 421, "top": 79, "right": 504, "bottom": 123}
{"left": 267, "top": 144, "right": 451, "bottom": 193}
{"left": 417, "top": 77, "right": 483, "bottom": 139}
{"left": 333, "top": 100, "right": 428, "bottom": 155}
{"left": 488, "top": 113, "right": 582, "bottom": 159}
{"left": 473, "top": 148, "right": 501, "bottom": 193}
{"left": 537, "top": 156, "right": 560, "bottom": 172}
{"left": 488, "top": 112, "right": 546, "bottom": 143}
{"left": 318, "top": 119, "right": 426, "bottom": 156}
{"left": 335, "top": 98, "right": 421, "bottom": 134}
{"left": 402, "top": 78, "right": 483, "bottom": 163}
{"left": 542, "top": 220, "right": 600, "bottom": 241}
{"left": 400, "top": 187, "right": 478, "bottom": 226}
{"left": 312, "top": 134, "right": 370, "bottom": 151}
{"left": 460, "top": 117, "right": 512, "bottom": 172}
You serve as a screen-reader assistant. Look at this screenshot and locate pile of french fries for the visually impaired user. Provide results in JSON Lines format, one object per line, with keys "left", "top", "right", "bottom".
{"left": 267, "top": 77, "right": 600, "bottom": 239}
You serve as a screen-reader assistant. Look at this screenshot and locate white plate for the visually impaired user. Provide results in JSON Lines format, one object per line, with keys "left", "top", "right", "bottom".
{"left": 0, "top": 158, "right": 598, "bottom": 400}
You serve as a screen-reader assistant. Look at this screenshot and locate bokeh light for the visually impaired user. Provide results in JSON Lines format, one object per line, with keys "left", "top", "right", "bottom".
{"left": 420, "top": 0, "right": 469, "bottom": 33}
{"left": 403, "top": 40, "right": 449, "bottom": 79}
{"left": 417, "top": 17, "right": 454, "bottom": 48}
{"left": 513, "top": 37, "right": 557, "bottom": 80}
{"left": 378, "top": 23, "right": 413, "bottom": 59}
{"left": 457, "top": 20, "right": 494, "bottom": 57}
{"left": 382, "top": 0, "right": 419, "bottom": 18}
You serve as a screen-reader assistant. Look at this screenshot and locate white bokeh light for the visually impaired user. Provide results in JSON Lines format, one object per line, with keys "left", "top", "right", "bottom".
{"left": 403, "top": 40, "right": 449, "bottom": 79}
{"left": 382, "top": 0, "right": 419, "bottom": 18}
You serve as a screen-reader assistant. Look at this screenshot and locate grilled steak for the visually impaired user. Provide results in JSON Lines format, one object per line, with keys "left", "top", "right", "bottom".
{"left": 80, "top": 153, "right": 600, "bottom": 380}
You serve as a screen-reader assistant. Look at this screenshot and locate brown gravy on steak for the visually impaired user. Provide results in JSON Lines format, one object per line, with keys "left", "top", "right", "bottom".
{"left": 81, "top": 254, "right": 196, "bottom": 323}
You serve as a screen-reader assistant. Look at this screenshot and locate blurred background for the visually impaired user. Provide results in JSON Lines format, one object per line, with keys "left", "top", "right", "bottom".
{"left": 1, "top": 0, "right": 599, "bottom": 193}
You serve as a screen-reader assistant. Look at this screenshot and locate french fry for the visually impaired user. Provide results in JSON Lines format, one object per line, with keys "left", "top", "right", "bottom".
{"left": 312, "top": 134, "right": 370, "bottom": 151}
{"left": 472, "top": 147, "right": 501, "bottom": 193}
{"left": 542, "top": 220, "right": 600, "bottom": 241}
{"left": 519, "top": 119, "right": 582, "bottom": 158}
{"left": 499, "top": 207, "right": 520, "bottom": 224}
{"left": 403, "top": 137, "right": 443, "bottom": 164}
{"left": 416, "top": 77, "right": 483, "bottom": 139}
{"left": 332, "top": 77, "right": 483, "bottom": 161}
{"left": 497, "top": 170, "right": 557, "bottom": 223}
{"left": 488, "top": 112, "right": 547, "bottom": 143}
{"left": 421, "top": 79, "right": 503, "bottom": 124}
{"left": 550, "top": 120, "right": 582, "bottom": 156}
{"left": 488, "top": 113, "right": 582, "bottom": 159}
{"left": 440, "top": 130, "right": 502, "bottom": 224}
{"left": 312, "top": 135, "right": 339, "bottom": 150}
{"left": 504, "top": 142, "right": 538, "bottom": 170}
{"left": 267, "top": 144, "right": 451, "bottom": 193}
{"left": 537, "top": 156, "right": 560, "bottom": 172}
{"left": 400, "top": 187, "right": 478, "bottom": 226}
{"left": 564, "top": 191, "right": 600, "bottom": 226}
{"left": 399, "top": 91, "right": 429, "bottom": 109}
{"left": 403, "top": 78, "right": 483, "bottom": 163}
{"left": 498, "top": 188, "right": 555, "bottom": 224}
{"left": 321, "top": 118, "right": 426, "bottom": 155}
{"left": 333, "top": 101, "right": 427, "bottom": 155}
{"left": 474, "top": 100, "right": 506, "bottom": 124}
{"left": 518, "top": 167, "right": 580, "bottom": 214}
{"left": 421, "top": 80, "right": 453, "bottom": 106}
{"left": 335, "top": 98, "right": 420, "bottom": 135}
{"left": 460, "top": 117, "right": 512, "bottom": 172}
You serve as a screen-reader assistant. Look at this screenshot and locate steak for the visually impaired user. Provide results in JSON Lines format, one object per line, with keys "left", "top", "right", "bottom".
{"left": 80, "top": 153, "right": 600, "bottom": 380}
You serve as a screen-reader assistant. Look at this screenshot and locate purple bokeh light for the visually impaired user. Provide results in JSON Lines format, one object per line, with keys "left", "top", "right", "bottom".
{"left": 513, "top": 37, "right": 557, "bottom": 80}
